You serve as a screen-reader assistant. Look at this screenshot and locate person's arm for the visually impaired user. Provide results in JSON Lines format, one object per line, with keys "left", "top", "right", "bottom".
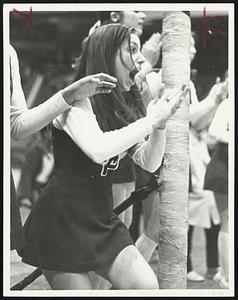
{"left": 128, "top": 128, "right": 166, "bottom": 172}
{"left": 53, "top": 98, "right": 155, "bottom": 164}
{"left": 190, "top": 99, "right": 218, "bottom": 131}
{"left": 10, "top": 45, "right": 71, "bottom": 140}
{"left": 208, "top": 99, "right": 229, "bottom": 143}
{"left": 128, "top": 83, "right": 187, "bottom": 172}
{"left": 54, "top": 87, "right": 184, "bottom": 166}
{"left": 189, "top": 80, "right": 218, "bottom": 130}
{"left": 190, "top": 79, "right": 228, "bottom": 131}
{"left": 11, "top": 93, "right": 71, "bottom": 141}
{"left": 10, "top": 45, "right": 117, "bottom": 140}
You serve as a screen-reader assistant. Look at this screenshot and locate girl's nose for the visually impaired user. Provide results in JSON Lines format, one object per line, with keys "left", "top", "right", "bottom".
{"left": 135, "top": 52, "right": 146, "bottom": 69}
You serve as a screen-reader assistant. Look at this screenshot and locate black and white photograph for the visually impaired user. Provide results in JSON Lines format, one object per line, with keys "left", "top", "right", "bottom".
{"left": 3, "top": 2, "right": 234, "bottom": 297}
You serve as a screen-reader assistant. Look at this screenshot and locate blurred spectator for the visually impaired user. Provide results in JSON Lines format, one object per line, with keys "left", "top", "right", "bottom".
{"left": 204, "top": 95, "right": 229, "bottom": 289}
{"left": 17, "top": 126, "right": 54, "bottom": 210}
{"left": 187, "top": 127, "right": 221, "bottom": 282}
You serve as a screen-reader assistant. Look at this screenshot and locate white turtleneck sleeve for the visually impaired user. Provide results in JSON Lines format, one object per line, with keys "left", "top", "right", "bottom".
{"left": 53, "top": 98, "right": 166, "bottom": 173}
{"left": 10, "top": 45, "right": 71, "bottom": 140}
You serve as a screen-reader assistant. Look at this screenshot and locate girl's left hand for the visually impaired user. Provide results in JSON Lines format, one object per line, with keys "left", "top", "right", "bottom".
{"left": 147, "top": 85, "right": 190, "bottom": 129}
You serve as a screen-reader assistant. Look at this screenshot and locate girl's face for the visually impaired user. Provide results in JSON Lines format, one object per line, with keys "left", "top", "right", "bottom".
{"left": 114, "top": 33, "right": 145, "bottom": 92}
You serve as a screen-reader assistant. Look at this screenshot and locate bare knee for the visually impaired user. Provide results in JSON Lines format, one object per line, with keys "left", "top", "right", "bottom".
{"left": 103, "top": 245, "right": 159, "bottom": 290}
{"left": 42, "top": 269, "right": 92, "bottom": 290}
{"left": 126, "top": 273, "right": 159, "bottom": 289}
{"left": 134, "top": 275, "right": 159, "bottom": 289}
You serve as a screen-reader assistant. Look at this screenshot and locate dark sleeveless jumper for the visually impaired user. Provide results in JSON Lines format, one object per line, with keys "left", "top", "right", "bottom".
{"left": 20, "top": 126, "right": 133, "bottom": 273}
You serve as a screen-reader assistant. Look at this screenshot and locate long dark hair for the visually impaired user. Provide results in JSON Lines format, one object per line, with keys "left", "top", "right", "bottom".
{"left": 74, "top": 24, "right": 145, "bottom": 131}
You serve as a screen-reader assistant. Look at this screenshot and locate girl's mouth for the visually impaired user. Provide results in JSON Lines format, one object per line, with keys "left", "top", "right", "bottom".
{"left": 129, "top": 68, "right": 139, "bottom": 82}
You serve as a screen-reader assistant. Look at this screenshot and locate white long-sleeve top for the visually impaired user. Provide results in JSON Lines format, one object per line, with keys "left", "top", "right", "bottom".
{"left": 53, "top": 98, "right": 167, "bottom": 173}
{"left": 10, "top": 45, "right": 71, "bottom": 140}
{"left": 208, "top": 98, "right": 229, "bottom": 144}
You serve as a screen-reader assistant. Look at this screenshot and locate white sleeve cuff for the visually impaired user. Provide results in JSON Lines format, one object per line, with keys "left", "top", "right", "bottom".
{"left": 53, "top": 90, "right": 71, "bottom": 112}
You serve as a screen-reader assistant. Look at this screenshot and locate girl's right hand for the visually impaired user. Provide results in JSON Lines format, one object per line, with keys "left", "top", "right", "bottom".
{"left": 62, "top": 73, "right": 117, "bottom": 105}
{"left": 147, "top": 85, "right": 189, "bottom": 129}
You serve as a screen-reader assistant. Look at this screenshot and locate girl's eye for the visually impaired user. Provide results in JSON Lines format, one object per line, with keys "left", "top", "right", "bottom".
{"left": 130, "top": 47, "right": 137, "bottom": 54}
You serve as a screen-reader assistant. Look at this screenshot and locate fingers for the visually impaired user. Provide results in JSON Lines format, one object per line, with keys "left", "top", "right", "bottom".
{"left": 160, "top": 86, "right": 182, "bottom": 103}
{"left": 180, "top": 86, "right": 190, "bottom": 101}
{"left": 148, "top": 98, "right": 158, "bottom": 107}
{"left": 163, "top": 84, "right": 190, "bottom": 110}
{"left": 143, "top": 32, "right": 161, "bottom": 50}
{"left": 97, "top": 81, "right": 116, "bottom": 89}
{"left": 152, "top": 33, "right": 162, "bottom": 48}
{"left": 152, "top": 87, "right": 179, "bottom": 108}
{"left": 95, "top": 87, "right": 113, "bottom": 94}
{"left": 94, "top": 73, "right": 117, "bottom": 83}
{"left": 175, "top": 87, "right": 189, "bottom": 109}
{"left": 173, "top": 84, "right": 190, "bottom": 102}
{"left": 91, "top": 76, "right": 117, "bottom": 94}
{"left": 159, "top": 88, "right": 175, "bottom": 102}
{"left": 148, "top": 32, "right": 161, "bottom": 44}
{"left": 168, "top": 89, "right": 183, "bottom": 107}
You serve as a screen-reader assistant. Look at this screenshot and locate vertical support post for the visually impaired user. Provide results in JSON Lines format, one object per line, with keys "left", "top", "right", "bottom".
{"left": 157, "top": 11, "right": 191, "bottom": 289}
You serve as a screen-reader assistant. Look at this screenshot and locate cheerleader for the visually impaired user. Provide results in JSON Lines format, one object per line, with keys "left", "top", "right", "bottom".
{"left": 20, "top": 24, "right": 186, "bottom": 289}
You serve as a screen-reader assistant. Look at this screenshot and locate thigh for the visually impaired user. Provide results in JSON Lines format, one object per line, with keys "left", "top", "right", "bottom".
{"left": 42, "top": 269, "right": 93, "bottom": 290}
{"left": 95, "top": 245, "right": 159, "bottom": 289}
{"left": 125, "top": 182, "right": 136, "bottom": 198}
{"left": 124, "top": 205, "right": 133, "bottom": 228}
{"left": 113, "top": 182, "right": 135, "bottom": 226}
{"left": 112, "top": 183, "right": 127, "bottom": 223}
{"left": 124, "top": 182, "right": 135, "bottom": 227}
{"left": 112, "top": 183, "right": 127, "bottom": 208}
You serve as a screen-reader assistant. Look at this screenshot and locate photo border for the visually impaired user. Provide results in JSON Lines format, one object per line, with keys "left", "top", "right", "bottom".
{"left": 3, "top": 2, "right": 235, "bottom": 297}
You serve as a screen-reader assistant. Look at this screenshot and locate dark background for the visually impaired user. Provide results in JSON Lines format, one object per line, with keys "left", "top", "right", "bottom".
{"left": 10, "top": 10, "right": 228, "bottom": 167}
